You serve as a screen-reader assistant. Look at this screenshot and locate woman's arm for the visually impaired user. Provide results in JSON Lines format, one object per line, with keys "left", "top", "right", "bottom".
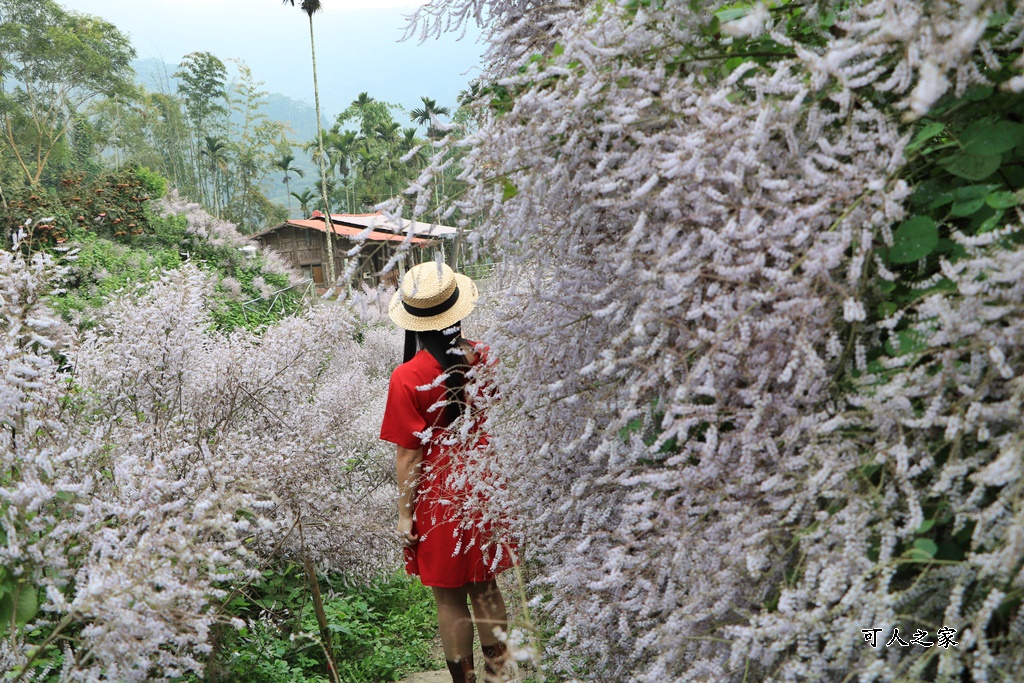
{"left": 396, "top": 445, "right": 423, "bottom": 546}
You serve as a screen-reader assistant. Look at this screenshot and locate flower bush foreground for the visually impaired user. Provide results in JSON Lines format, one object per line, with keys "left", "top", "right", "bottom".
{"left": 403, "top": 0, "right": 1024, "bottom": 681}
{"left": 0, "top": 245, "right": 400, "bottom": 680}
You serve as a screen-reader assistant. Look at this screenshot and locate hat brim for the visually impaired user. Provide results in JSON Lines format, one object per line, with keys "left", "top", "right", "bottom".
{"left": 388, "top": 273, "right": 478, "bottom": 331}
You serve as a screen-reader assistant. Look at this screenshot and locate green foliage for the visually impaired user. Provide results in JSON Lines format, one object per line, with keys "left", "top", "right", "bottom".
{"left": 3, "top": 169, "right": 303, "bottom": 333}
{"left": 51, "top": 230, "right": 180, "bottom": 321}
{"left": 888, "top": 215, "right": 938, "bottom": 264}
{"left": 866, "top": 86, "right": 1024, "bottom": 325}
{"left": 133, "top": 165, "right": 168, "bottom": 200}
{"left": 215, "top": 568, "right": 439, "bottom": 683}
{"left": 208, "top": 267, "right": 302, "bottom": 332}
{"left": 0, "top": 0, "right": 136, "bottom": 185}
{"left": 845, "top": 70, "right": 1024, "bottom": 645}
{"left": 1, "top": 166, "right": 158, "bottom": 247}
{"left": 0, "top": 573, "right": 39, "bottom": 630}
{"left": 174, "top": 51, "right": 228, "bottom": 132}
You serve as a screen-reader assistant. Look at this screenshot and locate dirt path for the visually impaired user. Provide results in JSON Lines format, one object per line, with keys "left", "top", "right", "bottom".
{"left": 397, "top": 670, "right": 450, "bottom": 683}
{"left": 396, "top": 663, "right": 522, "bottom": 683}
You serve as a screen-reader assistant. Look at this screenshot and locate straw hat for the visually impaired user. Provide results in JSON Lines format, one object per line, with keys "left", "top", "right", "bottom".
{"left": 389, "top": 262, "right": 478, "bottom": 331}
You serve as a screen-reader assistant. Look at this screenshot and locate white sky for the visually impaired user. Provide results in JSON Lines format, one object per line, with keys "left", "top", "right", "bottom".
{"left": 59, "top": 0, "right": 483, "bottom": 116}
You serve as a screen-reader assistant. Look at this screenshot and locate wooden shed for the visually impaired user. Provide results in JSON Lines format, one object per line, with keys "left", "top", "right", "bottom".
{"left": 250, "top": 212, "right": 453, "bottom": 287}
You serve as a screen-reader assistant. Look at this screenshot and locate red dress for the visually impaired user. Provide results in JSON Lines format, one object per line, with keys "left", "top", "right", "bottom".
{"left": 380, "top": 346, "right": 514, "bottom": 587}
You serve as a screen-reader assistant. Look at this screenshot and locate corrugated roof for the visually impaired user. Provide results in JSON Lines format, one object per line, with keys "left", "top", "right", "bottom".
{"left": 316, "top": 211, "right": 459, "bottom": 238}
{"left": 250, "top": 218, "right": 432, "bottom": 244}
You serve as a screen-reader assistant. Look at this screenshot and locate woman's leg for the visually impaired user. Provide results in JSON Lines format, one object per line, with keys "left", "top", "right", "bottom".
{"left": 466, "top": 580, "right": 507, "bottom": 645}
{"left": 468, "top": 580, "right": 509, "bottom": 681}
{"left": 432, "top": 585, "right": 476, "bottom": 682}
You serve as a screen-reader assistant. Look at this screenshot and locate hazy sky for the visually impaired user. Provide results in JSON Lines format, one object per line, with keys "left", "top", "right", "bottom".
{"left": 59, "top": 0, "right": 485, "bottom": 117}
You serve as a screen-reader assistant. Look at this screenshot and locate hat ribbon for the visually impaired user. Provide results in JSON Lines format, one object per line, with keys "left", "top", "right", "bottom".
{"left": 403, "top": 285, "right": 460, "bottom": 318}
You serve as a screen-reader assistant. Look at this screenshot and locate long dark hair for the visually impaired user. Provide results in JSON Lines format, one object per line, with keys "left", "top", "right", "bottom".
{"left": 404, "top": 324, "right": 470, "bottom": 424}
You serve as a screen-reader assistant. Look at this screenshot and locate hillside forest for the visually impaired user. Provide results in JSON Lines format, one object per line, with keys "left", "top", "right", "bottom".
{"left": 5, "top": 1, "right": 1024, "bottom": 683}
{"left": 0, "top": 0, "right": 467, "bottom": 243}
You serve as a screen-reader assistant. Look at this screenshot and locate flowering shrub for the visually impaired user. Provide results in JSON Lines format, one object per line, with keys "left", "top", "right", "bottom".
{"left": 404, "top": 0, "right": 1024, "bottom": 681}
{"left": 51, "top": 190, "right": 302, "bottom": 331}
{"left": 1, "top": 242, "right": 400, "bottom": 680}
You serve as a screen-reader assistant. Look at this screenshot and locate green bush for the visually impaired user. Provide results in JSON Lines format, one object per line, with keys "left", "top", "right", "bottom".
{"left": 48, "top": 205, "right": 301, "bottom": 332}
{"left": 132, "top": 165, "right": 168, "bottom": 200}
{"left": 216, "top": 568, "right": 439, "bottom": 683}
{"left": 52, "top": 230, "right": 182, "bottom": 324}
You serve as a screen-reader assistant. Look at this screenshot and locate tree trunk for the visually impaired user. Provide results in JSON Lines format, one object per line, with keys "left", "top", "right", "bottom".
{"left": 308, "top": 17, "right": 337, "bottom": 288}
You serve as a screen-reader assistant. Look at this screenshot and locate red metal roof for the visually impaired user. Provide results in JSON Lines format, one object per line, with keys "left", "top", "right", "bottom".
{"left": 250, "top": 218, "right": 432, "bottom": 244}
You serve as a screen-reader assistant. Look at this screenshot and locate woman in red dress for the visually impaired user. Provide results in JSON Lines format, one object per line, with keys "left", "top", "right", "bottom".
{"left": 380, "top": 262, "right": 514, "bottom": 683}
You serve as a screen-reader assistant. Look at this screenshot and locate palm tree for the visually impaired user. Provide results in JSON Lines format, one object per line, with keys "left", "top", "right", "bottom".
{"left": 290, "top": 188, "right": 317, "bottom": 217}
{"left": 273, "top": 152, "right": 305, "bottom": 215}
{"left": 303, "top": 132, "right": 331, "bottom": 168}
{"left": 312, "top": 173, "right": 337, "bottom": 206}
{"left": 374, "top": 122, "right": 402, "bottom": 176}
{"left": 400, "top": 127, "right": 428, "bottom": 171}
{"left": 350, "top": 92, "right": 376, "bottom": 135}
{"left": 283, "top": 0, "right": 336, "bottom": 286}
{"left": 352, "top": 92, "right": 374, "bottom": 110}
{"left": 410, "top": 96, "right": 451, "bottom": 139}
{"left": 328, "top": 130, "right": 359, "bottom": 212}
{"left": 457, "top": 82, "right": 482, "bottom": 108}
{"left": 410, "top": 98, "right": 454, "bottom": 206}
{"left": 200, "top": 135, "right": 230, "bottom": 217}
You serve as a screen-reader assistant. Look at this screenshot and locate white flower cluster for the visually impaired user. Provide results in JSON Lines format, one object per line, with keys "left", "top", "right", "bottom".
{"left": 405, "top": 0, "right": 1024, "bottom": 680}
{"left": 1, "top": 248, "right": 400, "bottom": 680}
{"left": 153, "top": 190, "right": 304, "bottom": 288}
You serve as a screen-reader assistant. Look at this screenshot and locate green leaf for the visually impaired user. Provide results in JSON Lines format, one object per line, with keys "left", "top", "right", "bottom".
{"left": 935, "top": 238, "right": 967, "bottom": 260}
{"left": 960, "top": 120, "right": 1024, "bottom": 155}
{"left": 985, "top": 191, "right": 1019, "bottom": 209}
{"left": 926, "top": 193, "right": 956, "bottom": 211}
{"left": 715, "top": 7, "right": 748, "bottom": 21}
{"left": 916, "top": 519, "right": 935, "bottom": 534}
{"left": 977, "top": 210, "right": 1005, "bottom": 234}
{"left": 955, "top": 184, "right": 999, "bottom": 200}
{"left": 910, "top": 538, "right": 938, "bottom": 559}
{"left": 552, "top": 42, "right": 564, "bottom": 56}
{"left": 878, "top": 301, "right": 897, "bottom": 318}
{"left": 950, "top": 197, "right": 986, "bottom": 217}
{"left": 943, "top": 153, "right": 1002, "bottom": 180}
{"left": 964, "top": 86, "right": 994, "bottom": 102}
{"left": 885, "top": 329, "right": 927, "bottom": 357}
{"left": 878, "top": 280, "right": 897, "bottom": 294}
{"left": 889, "top": 216, "right": 938, "bottom": 263}
{"left": 501, "top": 180, "right": 519, "bottom": 201}
{"left": 906, "top": 122, "right": 945, "bottom": 152}
{"left": 0, "top": 584, "right": 38, "bottom": 628}
{"left": 910, "top": 178, "right": 951, "bottom": 208}
{"left": 619, "top": 417, "right": 643, "bottom": 441}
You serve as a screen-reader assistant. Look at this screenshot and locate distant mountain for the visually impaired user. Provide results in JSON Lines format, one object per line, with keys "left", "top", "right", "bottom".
{"left": 130, "top": 58, "right": 326, "bottom": 143}
{"left": 132, "top": 57, "right": 179, "bottom": 95}
{"left": 263, "top": 93, "right": 321, "bottom": 144}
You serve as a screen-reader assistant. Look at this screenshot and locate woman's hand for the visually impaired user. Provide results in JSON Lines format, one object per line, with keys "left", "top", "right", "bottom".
{"left": 397, "top": 514, "right": 419, "bottom": 547}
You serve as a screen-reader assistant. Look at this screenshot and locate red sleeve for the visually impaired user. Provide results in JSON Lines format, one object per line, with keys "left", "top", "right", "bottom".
{"left": 380, "top": 367, "right": 428, "bottom": 449}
